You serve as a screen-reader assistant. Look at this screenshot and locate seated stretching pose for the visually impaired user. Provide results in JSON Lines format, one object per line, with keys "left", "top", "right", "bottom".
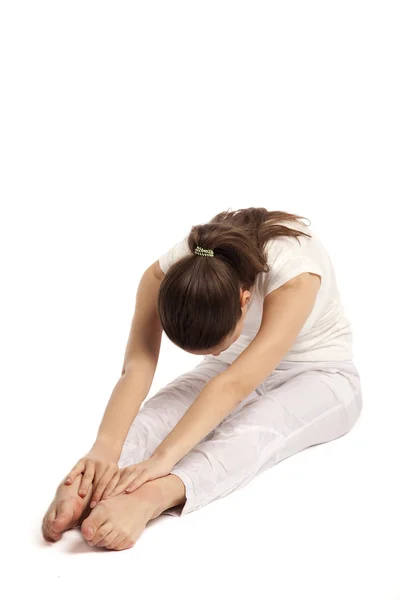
{"left": 42, "top": 207, "right": 363, "bottom": 551}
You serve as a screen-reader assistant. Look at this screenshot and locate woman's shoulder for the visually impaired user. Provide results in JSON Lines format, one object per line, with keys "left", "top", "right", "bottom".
{"left": 259, "top": 220, "right": 327, "bottom": 296}
{"left": 263, "top": 219, "right": 317, "bottom": 258}
{"left": 158, "top": 234, "right": 191, "bottom": 274}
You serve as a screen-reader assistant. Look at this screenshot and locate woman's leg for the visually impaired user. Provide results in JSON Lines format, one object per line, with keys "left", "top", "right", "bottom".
{"left": 79, "top": 358, "right": 362, "bottom": 549}
{"left": 44, "top": 358, "right": 226, "bottom": 544}
{"left": 79, "top": 358, "right": 232, "bottom": 549}
{"left": 117, "top": 358, "right": 230, "bottom": 470}
{"left": 161, "top": 360, "right": 363, "bottom": 517}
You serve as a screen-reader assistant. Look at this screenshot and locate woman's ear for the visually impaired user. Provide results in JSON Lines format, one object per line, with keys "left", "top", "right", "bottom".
{"left": 240, "top": 289, "right": 251, "bottom": 307}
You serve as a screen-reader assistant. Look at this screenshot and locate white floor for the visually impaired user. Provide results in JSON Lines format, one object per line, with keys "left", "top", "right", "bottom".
{"left": 2, "top": 1, "right": 399, "bottom": 597}
{"left": 11, "top": 360, "right": 399, "bottom": 599}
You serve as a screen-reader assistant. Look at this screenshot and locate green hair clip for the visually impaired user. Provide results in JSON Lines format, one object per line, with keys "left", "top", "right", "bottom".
{"left": 195, "top": 246, "right": 214, "bottom": 257}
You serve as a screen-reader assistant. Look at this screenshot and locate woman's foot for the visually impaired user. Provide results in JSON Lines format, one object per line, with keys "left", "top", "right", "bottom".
{"left": 41, "top": 474, "right": 93, "bottom": 542}
{"left": 80, "top": 480, "right": 165, "bottom": 551}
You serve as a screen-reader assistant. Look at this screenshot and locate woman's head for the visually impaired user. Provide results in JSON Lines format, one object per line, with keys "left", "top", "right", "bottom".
{"left": 187, "top": 284, "right": 253, "bottom": 356}
{"left": 157, "top": 207, "right": 311, "bottom": 355}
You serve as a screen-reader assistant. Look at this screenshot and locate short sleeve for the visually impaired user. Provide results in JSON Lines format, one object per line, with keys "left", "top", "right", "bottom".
{"left": 262, "top": 229, "right": 324, "bottom": 297}
{"left": 158, "top": 235, "right": 191, "bottom": 274}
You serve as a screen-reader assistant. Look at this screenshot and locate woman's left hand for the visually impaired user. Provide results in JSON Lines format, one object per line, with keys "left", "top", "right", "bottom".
{"left": 104, "top": 455, "right": 175, "bottom": 498}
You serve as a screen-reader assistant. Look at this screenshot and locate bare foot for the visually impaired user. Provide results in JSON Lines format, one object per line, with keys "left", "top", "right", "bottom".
{"left": 80, "top": 480, "right": 164, "bottom": 551}
{"left": 42, "top": 474, "right": 94, "bottom": 542}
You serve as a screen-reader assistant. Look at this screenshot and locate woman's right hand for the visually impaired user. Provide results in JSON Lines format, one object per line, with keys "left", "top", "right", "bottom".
{"left": 63, "top": 443, "right": 120, "bottom": 508}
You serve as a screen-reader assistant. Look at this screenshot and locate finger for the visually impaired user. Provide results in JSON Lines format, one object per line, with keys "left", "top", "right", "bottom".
{"left": 90, "top": 467, "right": 115, "bottom": 507}
{"left": 124, "top": 469, "right": 145, "bottom": 493}
{"left": 108, "top": 469, "right": 133, "bottom": 497}
{"left": 102, "top": 472, "right": 120, "bottom": 499}
{"left": 92, "top": 464, "right": 109, "bottom": 491}
{"left": 125, "top": 472, "right": 149, "bottom": 493}
{"left": 78, "top": 464, "right": 95, "bottom": 497}
{"left": 90, "top": 476, "right": 106, "bottom": 505}
{"left": 64, "top": 461, "right": 85, "bottom": 485}
{"left": 91, "top": 466, "right": 108, "bottom": 498}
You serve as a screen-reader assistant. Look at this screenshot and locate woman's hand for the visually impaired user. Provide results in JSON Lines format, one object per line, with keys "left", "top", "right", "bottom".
{"left": 104, "top": 454, "right": 175, "bottom": 498}
{"left": 63, "top": 442, "right": 120, "bottom": 508}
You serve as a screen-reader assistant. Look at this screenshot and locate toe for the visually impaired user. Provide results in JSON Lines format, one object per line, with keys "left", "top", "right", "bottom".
{"left": 89, "top": 522, "right": 113, "bottom": 547}
{"left": 81, "top": 504, "right": 108, "bottom": 541}
{"left": 42, "top": 507, "right": 57, "bottom": 540}
{"left": 97, "top": 527, "right": 118, "bottom": 548}
{"left": 114, "top": 536, "right": 134, "bottom": 551}
{"left": 42, "top": 519, "right": 62, "bottom": 542}
{"left": 108, "top": 533, "right": 126, "bottom": 550}
{"left": 48, "top": 508, "right": 56, "bottom": 522}
{"left": 51, "top": 500, "right": 74, "bottom": 533}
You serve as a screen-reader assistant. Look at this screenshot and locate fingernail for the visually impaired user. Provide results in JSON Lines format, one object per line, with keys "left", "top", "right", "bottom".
{"left": 87, "top": 527, "right": 93, "bottom": 537}
{"left": 90, "top": 501, "right": 96, "bottom": 508}
{"left": 66, "top": 478, "right": 71, "bottom": 484}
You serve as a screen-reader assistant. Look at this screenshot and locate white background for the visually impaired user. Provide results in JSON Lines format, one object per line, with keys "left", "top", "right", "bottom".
{"left": 1, "top": 1, "right": 399, "bottom": 598}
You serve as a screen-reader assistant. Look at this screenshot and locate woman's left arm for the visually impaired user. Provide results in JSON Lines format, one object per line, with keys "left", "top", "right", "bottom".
{"left": 109, "top": 272, "right": 321, "bottom": 495}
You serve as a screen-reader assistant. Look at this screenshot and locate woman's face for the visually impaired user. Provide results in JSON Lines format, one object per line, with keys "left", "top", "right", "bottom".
{"left": 188, "top": 286, "right": 253, "bottom": 356}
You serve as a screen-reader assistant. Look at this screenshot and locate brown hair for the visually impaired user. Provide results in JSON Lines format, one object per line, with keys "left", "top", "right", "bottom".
{"left": 157, "top": 207, "right": 312, "bottom": 352}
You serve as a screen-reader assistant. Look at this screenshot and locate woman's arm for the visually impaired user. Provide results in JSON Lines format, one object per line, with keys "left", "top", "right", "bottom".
{"left": 152, "top": 272, "right": 321, "bottom": 466}
{"left": 92, "top": 260, "right": 165, "bottom": 458}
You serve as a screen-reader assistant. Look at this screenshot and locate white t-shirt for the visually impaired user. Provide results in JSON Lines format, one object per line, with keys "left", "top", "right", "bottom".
{"left": 158, "top": 219, "right": 353, "bottom": 363}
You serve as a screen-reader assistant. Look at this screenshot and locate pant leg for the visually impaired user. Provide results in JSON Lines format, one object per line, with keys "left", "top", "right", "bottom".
{"left": 117, "top": 358, "right": 229, "bottom": 469}
{"left": 164, "top": 359, "right": 363, "bottom": 517}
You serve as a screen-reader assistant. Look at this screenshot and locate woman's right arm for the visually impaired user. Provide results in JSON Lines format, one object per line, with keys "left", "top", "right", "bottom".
{"left": 91, "top": 259, "right": 166, "bottom": 460}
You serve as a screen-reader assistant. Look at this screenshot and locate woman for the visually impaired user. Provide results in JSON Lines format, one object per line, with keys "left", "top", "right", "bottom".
{"left": 41, "top": 207, "right": 363, "bottom": 551}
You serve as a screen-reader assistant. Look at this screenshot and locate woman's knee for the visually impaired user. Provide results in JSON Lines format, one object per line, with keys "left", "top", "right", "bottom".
{"left": 118, "top": 423, "right": 151, "bottom": 467}
{"left": 119, "top": 368, "right": 216, "bottom": 467}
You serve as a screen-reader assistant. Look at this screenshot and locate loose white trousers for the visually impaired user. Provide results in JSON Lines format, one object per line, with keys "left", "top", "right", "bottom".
{"left": 118, "top": 356, "right": 363, "bottom": 517}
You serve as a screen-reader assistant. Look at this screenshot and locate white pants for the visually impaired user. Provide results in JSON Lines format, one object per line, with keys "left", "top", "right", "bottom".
{"left": 118, "top": 356, "right": 363, "bottom": 517}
